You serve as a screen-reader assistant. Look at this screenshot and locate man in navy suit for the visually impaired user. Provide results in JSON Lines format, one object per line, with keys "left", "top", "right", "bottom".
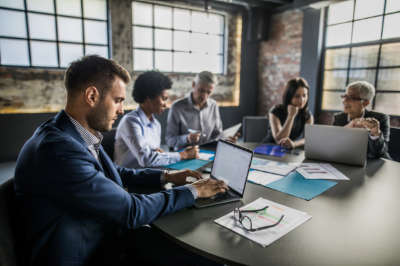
{"left": 332, "top": 81, "right": 390, "bottom": 159}
{"left": 14, "top": 55, "right": 227, "bottom": 266}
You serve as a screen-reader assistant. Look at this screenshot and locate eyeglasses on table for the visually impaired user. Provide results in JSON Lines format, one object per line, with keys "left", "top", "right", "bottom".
{"left": 233, "top": 205, "right": 284, "bottom": 232}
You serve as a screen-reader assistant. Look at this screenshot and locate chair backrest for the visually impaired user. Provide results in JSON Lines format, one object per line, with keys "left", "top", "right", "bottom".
{"left": 0, "top": 179, "right": 18, "bottom": 266}
{"left": 102, "top": 128, "right": 116, "bottom": 161}
{"left": 242, "top": 116, "right": 269, "bottom": 143}
{"left": 389, "top": 127, "right": 400, "bottom": 162}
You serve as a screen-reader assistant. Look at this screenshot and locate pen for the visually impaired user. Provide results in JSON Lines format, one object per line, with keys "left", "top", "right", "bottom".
{"left": 188, "top": 129, "right": 206, "bottom": 137}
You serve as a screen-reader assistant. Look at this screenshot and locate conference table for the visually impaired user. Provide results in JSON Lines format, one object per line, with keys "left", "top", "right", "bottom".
{"left": 153, "top": 143, "right": 400, "bottom": 266}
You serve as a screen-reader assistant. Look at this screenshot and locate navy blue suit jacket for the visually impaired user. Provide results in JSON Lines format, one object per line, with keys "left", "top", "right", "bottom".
{"left": 14, "top": 110, "right": 195, "bottom": 266}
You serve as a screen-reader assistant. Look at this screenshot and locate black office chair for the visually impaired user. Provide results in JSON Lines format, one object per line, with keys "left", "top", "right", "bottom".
{"left": 102, "top": 128, "right": 116, "bottom": 161}
{"left": 242, "top": 116, "right": 269, "bottom": 143}
{"left": 388, "top": 127, "right": 400, "bottom": 162}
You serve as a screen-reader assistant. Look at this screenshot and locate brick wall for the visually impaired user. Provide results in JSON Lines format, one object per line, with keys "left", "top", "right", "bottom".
{"left": 257, "top": 9, "right": 303, "bottom": 116}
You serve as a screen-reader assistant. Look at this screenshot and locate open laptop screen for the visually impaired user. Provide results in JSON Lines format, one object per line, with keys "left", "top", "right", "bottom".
{"left": 211, "top": 141, "right": 253, "bottom": 194}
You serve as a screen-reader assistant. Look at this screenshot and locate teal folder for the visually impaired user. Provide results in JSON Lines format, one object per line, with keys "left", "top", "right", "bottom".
{"left": 165, "top": 159, "right": 209, "bottom": 171}
{"left": 266, "top": 171, "right": 337, "bottom": 201}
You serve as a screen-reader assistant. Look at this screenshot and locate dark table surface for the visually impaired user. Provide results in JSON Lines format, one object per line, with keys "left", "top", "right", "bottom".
{"left": 153, "top": 143, "right": 400, "bottom": 266}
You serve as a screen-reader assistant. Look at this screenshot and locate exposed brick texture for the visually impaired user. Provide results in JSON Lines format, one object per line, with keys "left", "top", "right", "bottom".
{"left": 257, "top": 9, "right": 303, "bottom": 116}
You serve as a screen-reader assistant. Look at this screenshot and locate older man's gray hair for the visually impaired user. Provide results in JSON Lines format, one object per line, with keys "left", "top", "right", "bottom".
{"left": 347, "top": 81, "right": 375, "bottom": 101}
{"left": 194, "top": 71, "right": 217, "bottom": 85}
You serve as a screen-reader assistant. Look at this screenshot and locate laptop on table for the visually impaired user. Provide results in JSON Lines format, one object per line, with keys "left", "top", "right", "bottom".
{"left": 305, "top": 124, "right": 368, "bottom": 167}
{"left": 194, "top": 140, "right": 253, "bottom": 208}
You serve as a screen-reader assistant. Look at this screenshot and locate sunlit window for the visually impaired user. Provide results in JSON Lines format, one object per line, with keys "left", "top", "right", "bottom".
{"left": 132, "top": 1, "right": 226, "bottom": 74}
{"left": 0, "top": 0, "right": 109, "bottom": 68}
{"left": 321, "top": 0, "right": 400, "bottom": 116}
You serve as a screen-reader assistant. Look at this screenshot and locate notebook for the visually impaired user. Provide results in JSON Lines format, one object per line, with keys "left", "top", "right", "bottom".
{"left": 194, "top": 140, "right": 253, "bottom": 208}
{"left": 199, "top": 123, "right": 242, "bottom": 147}
{"left": 305, "top": 124, "right": 368, "bottom": 166}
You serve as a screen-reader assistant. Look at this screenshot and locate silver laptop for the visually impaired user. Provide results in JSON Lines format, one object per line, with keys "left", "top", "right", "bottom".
{"left": 305, "top": 124, "right": 368, "bottom": 166}
{"left": 194, "top": 140, "right": 253, "bottom": 208}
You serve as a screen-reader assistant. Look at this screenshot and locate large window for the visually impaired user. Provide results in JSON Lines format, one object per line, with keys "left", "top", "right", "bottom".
{"left": 132, "top": 1, "right": 226, "bottom": 74}
{"left": 0, "top": 0, "right": 109, "bottom": 68}
{"left": 321, "top": 0, "right": 400, "bottom": 116}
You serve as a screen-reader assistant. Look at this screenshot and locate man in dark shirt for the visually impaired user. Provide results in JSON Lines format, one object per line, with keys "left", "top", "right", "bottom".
{"left": 333, "top": 81, "right": 390, "bottom": 159}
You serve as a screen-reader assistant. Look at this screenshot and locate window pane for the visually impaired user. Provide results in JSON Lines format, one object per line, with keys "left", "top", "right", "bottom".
{"left": 324, "top": 48, "right": 349, "bottom": 69}
{"left": 191, "top": 33, "right": 208, "bottom": 53}
{"left": 208, "top": 14, "right": 224, "bottom": 35}
{"left": 30, "top": 41, "right": 58, "bottom": 67}
{"left": 173, "top": 52, "right": 191, "bottom": 72}
{"left": 0, "top": 10, "right": 26, "bottom": 38}
{"left": 0, "top": 38, "right": 29, "bottom": 66}
{"left": 321, "top": 91, "right": 344, "bottom": 110}
{"left": 133, "top": 49, "right": 152, "bottom": 70}
{"left": 174, "top": 8, "right": 190, "bottom": 31}
{"left": 352, "top": 17, "right": 382, "bottom": 43}
{"left": 192, "top": 12, "right": 207, "bottom": 33}
{"left": 155, "top": 29, "right": 172, "bottom": 50}
{"left": 348, "top": 69, "right": 376, "bottom": 85}
{"left": 59, "top": 43, "right": 83, "bottom": 67}
{"left": 328, "top": 0, "right": 353, "bottom": 25}
{"left": 83, "top": 0, "right": 106, "bottom": 20}
{"left": 132, "top": 2, "right": 152, "bottom": 26}
{"left": 354, "top": 0, "right": 384, "bottom": 19}
{"left": 382, "top": 13, "right": 400, "bottom": 39}
{"left": 174, "top": 31, "right": 190, "bottom": 51}
{"left": 28, "top": 13, "right": 56, "bottom": 40}
{"left": 84, "top": 20, "right": 107, "bottom": 44}
{"left": 85, "top": 45, "right": 108, "bottom": 57}
{"left": 326, "top": 23, "right": 352, "bottom": 46}
{"left": 386, "top": 0, "right": 400, "bottom": 13}
{"left": 323, "top": 70, "right": 347, "bottom": 90}
{"left": 27, "top": 0, "right": 54, "bottom": 13}
{"left": 207, "top": 54, "right": 223, "bottom": 73}
{"left": 154, "top": 6, "right": 171, "bottom": 28}
{"left": 380, "top": 43, "right": 400, "bottom": 66}
{"left": 350, "top": 45, "right": 379, "bottom": 68}
{"left": 56, "top": 0, "right": 81, "bottom": 17}
{"left": 58, "top": 17, "right": 82, "bottom": 42}
{"left": 133, "top": 26, "right": 152, "bottom": 48}
{"left": 207, "top": 35, "right": 223, "bottom": 54}
{"left": 374, "top": 92, "right": 400, "bottom": 115}
{"left": 0, "top": 0, "right": 24, "bottom": 9}
{"left": 155, "top": 51, "right": 172, "bottom": 72}
{"left": 377, "top": 68, "right": 400, "bottom": 91}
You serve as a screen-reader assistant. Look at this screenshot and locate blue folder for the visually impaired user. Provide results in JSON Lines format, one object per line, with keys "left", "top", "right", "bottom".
{"left": 253, "top": 144, "right": 286, "bottom": 157}
{"left": 266, "top": 171, "right": 337, "bottom": 201}
{"left": 165, "top": 159, "right": 210, "bottom": 171}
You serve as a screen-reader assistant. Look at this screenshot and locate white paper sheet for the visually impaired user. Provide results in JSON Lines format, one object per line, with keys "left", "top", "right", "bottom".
{"left": 215, "top": 198, "right": 311, "bottom": 247}
{"left": 251, "top": 158, "right": 299, "bottom": 176}
{"left": 248, "top": 170, "right": 284, "bottom": 186}
{"left": 198, "top": 152, "right": 214, "bottom": 161}
{"left": 296, "top": 163, "right": 349, "bottom": 180}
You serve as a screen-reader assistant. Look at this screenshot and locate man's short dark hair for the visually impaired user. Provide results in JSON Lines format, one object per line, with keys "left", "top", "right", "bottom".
{"left": 64, "top": 55, "right": 131, "bottom": 97}
{"left": 133, "top": 71, "right": 172, "bottom": 103}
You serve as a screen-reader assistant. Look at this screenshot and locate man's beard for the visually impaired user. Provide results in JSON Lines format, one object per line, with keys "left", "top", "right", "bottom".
{"left": 87, "top": 102, "right": 111, "bottom": 132}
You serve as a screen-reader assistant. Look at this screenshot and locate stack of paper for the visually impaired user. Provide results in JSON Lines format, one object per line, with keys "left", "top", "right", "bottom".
{"left": 215, "top": 197, "right": 311, "bottom": 247}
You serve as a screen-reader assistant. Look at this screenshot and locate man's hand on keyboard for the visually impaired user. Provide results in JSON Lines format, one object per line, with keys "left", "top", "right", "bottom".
{"left": 192, "top": 178, "right": 228, "bottom": 198}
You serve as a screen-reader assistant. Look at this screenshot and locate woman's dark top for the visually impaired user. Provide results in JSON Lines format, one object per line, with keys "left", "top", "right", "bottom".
{"left": 265, "top": 104, "right": 312, "bottom": 143}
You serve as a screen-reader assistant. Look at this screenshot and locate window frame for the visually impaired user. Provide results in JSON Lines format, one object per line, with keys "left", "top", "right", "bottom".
{"left": 320, "top": 0, "right": 400, "bottom": 116}
{"left": 0, "top": 0, "right": 111, "bottom": 69}
{"left": 131, "top": 0, "right": 227, "bottom": 74}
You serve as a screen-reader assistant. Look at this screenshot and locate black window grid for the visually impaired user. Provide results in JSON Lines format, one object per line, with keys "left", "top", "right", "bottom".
{"left": 0, "top": 0, "right": 110, "bottom": 69}
{"left": 320, "top": 0, "right": 400, "bottom": 116}
{"left": 132, "top": 0, "right": 226, "bottom": 74}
